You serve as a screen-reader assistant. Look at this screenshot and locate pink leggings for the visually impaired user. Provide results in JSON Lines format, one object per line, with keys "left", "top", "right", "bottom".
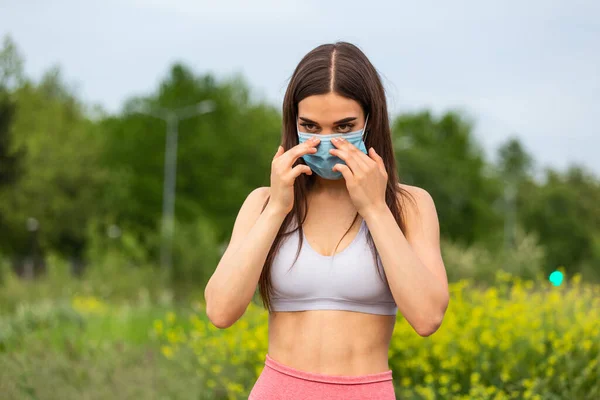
{"left": 248, "top": 354, "right": 396, "bottom": 400}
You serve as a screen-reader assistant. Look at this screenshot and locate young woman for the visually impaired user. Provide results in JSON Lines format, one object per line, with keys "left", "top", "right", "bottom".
{"left": 204, "top": 42, "right": 449, "bottom": 400}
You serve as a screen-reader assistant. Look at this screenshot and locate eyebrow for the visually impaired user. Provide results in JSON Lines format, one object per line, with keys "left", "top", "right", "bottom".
{"left": 299, "top": 116, "right": 357, "bottom": 125}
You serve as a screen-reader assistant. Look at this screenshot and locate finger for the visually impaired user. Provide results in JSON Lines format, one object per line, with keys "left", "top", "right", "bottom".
{"left": 287, "top": 164, "right": 312, "bottom": 180}
{"left": 330, "top": 141, "right": 369, "bottom": 173}
{"left": 333, "top": 137, "right": 372, "bottom": 169}
{"left": 273, "top": 145, "right": 285, "bottom": 160}
{"left": 332, "top": 163, "right": 354, "bottom": 183}
{"left": 330, "top": 147, "right": 370, "bottom": 174}
{"left": 282, "top": 137, "right": 320, "bottom": 167}
{"left": 369, "top": 147, "right": 386, "bottom": 171}
{"left": 349, "top": 143, "right": 375, "bottom": 172}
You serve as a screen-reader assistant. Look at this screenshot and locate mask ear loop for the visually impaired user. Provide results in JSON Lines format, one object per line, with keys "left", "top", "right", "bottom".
{"left": 362, "top": 114, "right": 370, "bottom": 142}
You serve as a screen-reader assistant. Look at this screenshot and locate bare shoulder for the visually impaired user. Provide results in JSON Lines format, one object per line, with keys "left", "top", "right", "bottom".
{"left": 395, "top": 183, "right": 439, "bottom": 239}
{"left": 227, "top": 186, "right": 272, "bottom": 247}
{"left": 233, "top": 186, "right": 272, "bottom": 224}
{"left": 250, "top": 186, "right": 271, "bottom": 201}
{"left": 396, "top": 183, "right": 436, "bottom": 212}
{"left": 244, "top": 186, "right": 271, "bottom": 212}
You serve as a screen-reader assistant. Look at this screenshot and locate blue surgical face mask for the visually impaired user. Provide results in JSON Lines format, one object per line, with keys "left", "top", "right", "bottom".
{"left": 297, "top": 115, "right": 369, "bottom": 180}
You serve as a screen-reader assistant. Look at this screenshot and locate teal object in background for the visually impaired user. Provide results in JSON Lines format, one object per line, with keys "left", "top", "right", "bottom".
{"left": 549, "top": 270, "right": 564, "bottom": 286}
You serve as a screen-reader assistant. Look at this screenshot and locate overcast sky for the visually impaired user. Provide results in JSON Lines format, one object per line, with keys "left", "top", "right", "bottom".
{"left": 2, "top": 0, "right": 599, "bottom": 175}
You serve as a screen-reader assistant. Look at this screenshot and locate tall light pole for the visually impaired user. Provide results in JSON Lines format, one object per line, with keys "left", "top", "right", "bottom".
{"left": 25, "top": 217, "right": 39, "bottom": 279}
{"left": 503, "top": 177, "right": 517, "bottom": 253}
{"left": 134, "top": 100, "right": 216, "bottom": 272}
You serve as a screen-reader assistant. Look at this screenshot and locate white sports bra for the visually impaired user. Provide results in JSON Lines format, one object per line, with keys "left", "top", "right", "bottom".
{"left": 270, "top": 218, "right": 398, "bottom": 316}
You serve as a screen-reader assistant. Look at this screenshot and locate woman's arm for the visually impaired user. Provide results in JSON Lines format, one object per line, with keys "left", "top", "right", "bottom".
{"left": 363, "top": 184, "right": 449, "bottom": 337}
{"left": 205, "top": 140, "right": 318, "bottom": 328}
{"left": 328, "top": 139, "right": 449, "bottom": 336}
{"left": 204, "top": 187, "right": 286, "bottom": 329}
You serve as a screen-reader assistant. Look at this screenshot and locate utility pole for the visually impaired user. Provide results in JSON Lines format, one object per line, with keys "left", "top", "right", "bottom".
{"left": 133, "top": 100, "right": 216, "bottom": 272}
{"left": 503, "top": 177, "right": 517, "bottom": 252}
{"left": 24, "top": 217, "right": 39, "bottom": 279}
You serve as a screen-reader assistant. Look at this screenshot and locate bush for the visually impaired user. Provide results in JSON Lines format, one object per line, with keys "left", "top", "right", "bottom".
{"left": 154, "top": 273, "right": 600, "bottom": 400}
{"left": 442, "top": 225, "right": 546, "bottom": 284}
{"left": 84, "top": 215, "right": 221, "bottom": 295}
{"left": 388, "top": 272, "right": 600, "bottom": 399}
{"left": 171, "top": 215, "right": 221, "bottom": 289}
{"left": 0, "top": 251, "right": 174, "bottom": 314}
{"left": 0, "top": 300, "right": 82, "bottom": 351}
{"left": 0, "top": 296, "right": 204, "bottom": 400}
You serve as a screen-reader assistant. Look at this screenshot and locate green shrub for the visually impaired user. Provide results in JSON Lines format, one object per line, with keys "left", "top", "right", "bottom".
{"left": 442, "top": 225, "right": 546, "bottom": 284}
{"left": 170, "top": 216, "right": 220, "bottom": 290}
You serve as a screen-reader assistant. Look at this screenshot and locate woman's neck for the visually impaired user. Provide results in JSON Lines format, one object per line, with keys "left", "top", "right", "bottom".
{"left": 312, "top": 176, "right": 349, "bottom": 199}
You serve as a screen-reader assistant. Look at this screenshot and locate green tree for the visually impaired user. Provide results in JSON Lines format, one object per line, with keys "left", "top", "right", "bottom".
{"left": 100, "top": 64, "right": 281, "bottom": 282}
{"left": 0, "top": 36, "right": 25, "bottom": 236}
{"left": 0, "top": 91, "right": 21, "bottom": 189}
{"left": 392, "top": 110, "right": 503, "bottom": 245}
{"left": 0, "top": 66, "right": 109, "bottom": 273}
{"left": 497, "top": 136, "right": 535, "bottom": 250}
{"left": 103, "top": 65, "right": 280, "bottom": 241}
{"left": 520, "top": 165, "right": 600, "bottom": 277}
{"left": 0, "top": 35, "right": 24, "bottom": 90}
{"left": 497, "top": 136, "right": 534, "bottom": 182}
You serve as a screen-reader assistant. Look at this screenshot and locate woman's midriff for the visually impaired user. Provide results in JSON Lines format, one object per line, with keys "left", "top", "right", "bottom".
{"left": 266, "top": 309, "right": 396, "bottom": 376}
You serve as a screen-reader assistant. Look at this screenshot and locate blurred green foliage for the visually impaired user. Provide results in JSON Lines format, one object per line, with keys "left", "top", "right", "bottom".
{"left": 1, "top": 33, "right": 600, "bottom": 291}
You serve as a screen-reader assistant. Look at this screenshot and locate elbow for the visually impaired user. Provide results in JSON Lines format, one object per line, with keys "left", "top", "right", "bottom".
{"left": 204, "top": 286, "right": 232, "bottom": 330}
{"left": 414, "top": 294, "right": 449, "bottom": 337}
{"left": 204, "top": 288, "right": 244, "bottom": 330}
{"left": 208, "top": 313, "right": 234, "bottom": 330}
{"left": 414, "top": 316, "right": 443, "bottom": 337}
{"left": 206, "top": 303, "right": 236, "bottom": 330}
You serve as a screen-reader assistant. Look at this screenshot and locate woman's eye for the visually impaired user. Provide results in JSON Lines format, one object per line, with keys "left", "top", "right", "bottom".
{"left": 301, "top": 123, "right": 317, "bottom": 132}
{"left": 337, "top": 124, "right": 354, "bottom": 133}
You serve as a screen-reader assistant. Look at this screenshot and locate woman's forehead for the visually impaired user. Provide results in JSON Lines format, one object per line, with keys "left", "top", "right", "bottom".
{"left": 298, "top": 93, "right": 363, "bottom": 123}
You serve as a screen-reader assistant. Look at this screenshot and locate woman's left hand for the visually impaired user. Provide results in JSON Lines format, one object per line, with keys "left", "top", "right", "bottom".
{"left": 330, "top": 137, "right": 389, "bottom": 218}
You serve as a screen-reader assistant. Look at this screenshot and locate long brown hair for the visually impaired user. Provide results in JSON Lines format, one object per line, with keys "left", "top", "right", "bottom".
{"left": 257, "top": 42, "right": 412, "bottom": 313}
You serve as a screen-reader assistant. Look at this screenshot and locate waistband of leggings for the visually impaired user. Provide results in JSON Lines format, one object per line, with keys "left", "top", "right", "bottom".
{"left": 264, "top": 354, "right": 393, "bottom": 385}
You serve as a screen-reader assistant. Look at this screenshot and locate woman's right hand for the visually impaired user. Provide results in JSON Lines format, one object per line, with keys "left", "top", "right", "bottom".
{"left": 268, "top": 137, "right": 320, "bottom": 216}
